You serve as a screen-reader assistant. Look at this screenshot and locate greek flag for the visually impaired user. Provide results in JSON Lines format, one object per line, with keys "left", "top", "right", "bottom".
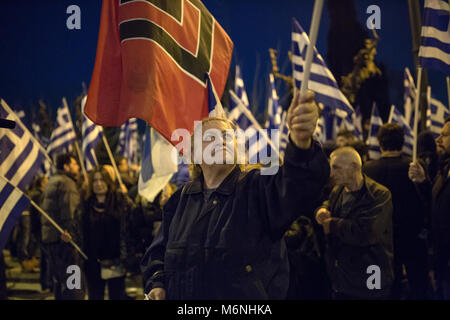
{"left": 388, "top": 105, "right": 414, "bottom": 156}
{"left": 427, "top": 88, "right": 450, "bottom": 137}
{"left": 81, "top": 96, "right": 103, "bottom": 171}
{"left": 279, "top": 111, "right": 290, "bottom": 155}
{"left": 47, "top": 102, "right": 76, "bottom": 158}
{"left": 138, "top": 125, "right": 178, "bottom": 202}
{"left": 367, "top": 103, "right": 383, "bottom": 160}
{"left": 0, "top": 100, "right": 49, "bottom": 190}
{"left": 404, "top": 68, "right": 417, "bottom": 128}
{"left": 117, "top": 118, "right": 139, "bottom": 167}
{"left": 0, "top": 176, "right": 31, "bottom": 251}
{"left": 228, "top": 65, "right": 251, "bottom": 129}
{"left": 266, "top": 73, "right": 282, "bottom": 130}
{"left": 419, "top": 0, "right": 450, "bottom": 75}
{"left": 292, "top": 18, "right": 354, "bottom": 116}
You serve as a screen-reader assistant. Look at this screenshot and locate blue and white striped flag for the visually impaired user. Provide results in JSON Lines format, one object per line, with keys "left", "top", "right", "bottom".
{"left": 404, "top": 67, "right": 417, "bottom": 128}
{"left": 117, "top": 118, "right": 139, "bottom": 167}
{"left": 81, "top": 96, "right": 103, "bottom": 171}
{"left": 138, "top": 125, "right": 178, "bottom": 202}
{"left": 367, "top": 103, "right": 383, "bottom": 160}
{"left": 427, "top": 87, "right": 450, "bottom": 138}
{"left": 279, "top": 111, "right": 290, "bottom": 156}
{"left": 47, "top": 102, "right": 76, "bottom": 158}
{"left": 228, "top": 65, "right": 251, "bottom": 129}
{"left": 266, "top": 73, "right": 282, "bottom": 130}
{"left": 0, "top": 176, "right": 31, "bottom": 251}
{"left": 292, "top": 18, "right": 354, "bottom": 116}
{"left": 388, "top": 105, "right": 414, "bottom": 156}
{"left": 419, "top": 0, "right": 450, "bottom": 75}
{"left": 0, "top": 100, "right": 50, "bottom": 190}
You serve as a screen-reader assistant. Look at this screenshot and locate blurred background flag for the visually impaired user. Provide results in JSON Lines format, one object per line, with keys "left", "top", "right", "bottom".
{"left": 138, "top": 125, "right": 178, "bottom": 202}
{"left": 47, "top": 103, "right": 76, "bottom": 158}
{"left": 291, "top": 18, "right": 354, "bottom": 116}
{"left": 388, "top": 105, "right": 414, "bottom": 156}
{"left": 419, "top": 0, "right": 450, "bottom": 75}
{"left": 427, "top": 86, "right": 450, "bottom": 138}
{"left": 265, "top": 73, "right": 282, "bottom": 130}
{"left": 367, "top": 102, "right": 383, "bottom": 160}
{"left": 0, "top": 99, "right": 50, "bottom": 190}
{"left": 0, "top": 176, "right": 30, "bottom": 251}
{"left": 404, "top": 67, "right": 417, "bottom": 129}
{"left": 228, "top": 65, "right": 251, "bottom": 130}
{"left": 81, "top": 96, "right": 103, "bottom": 171}
{"left": 116, "top": 118, "right": 139, "bottom": 168}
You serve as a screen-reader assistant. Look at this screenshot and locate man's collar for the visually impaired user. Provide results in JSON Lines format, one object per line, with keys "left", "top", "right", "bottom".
{"left": 185, "top": 165, "right": 241, "bottom": 195}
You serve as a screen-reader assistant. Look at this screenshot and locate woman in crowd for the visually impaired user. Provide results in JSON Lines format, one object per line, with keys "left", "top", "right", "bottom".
{"left": 80, "top": 165, "right": 135, "bottom": 300}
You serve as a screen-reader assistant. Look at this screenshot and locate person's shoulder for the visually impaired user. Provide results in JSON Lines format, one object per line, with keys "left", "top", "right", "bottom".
{"left": 365, "top": 175, "right": 391, "bottom": 201}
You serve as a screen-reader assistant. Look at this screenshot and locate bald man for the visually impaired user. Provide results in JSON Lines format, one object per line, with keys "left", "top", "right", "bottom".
{"left": 315, "top": 147, "right": 394, "bottom": 299}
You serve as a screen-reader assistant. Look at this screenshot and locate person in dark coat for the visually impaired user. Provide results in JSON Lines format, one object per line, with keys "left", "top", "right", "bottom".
{"left": 409, "top": 117, "right": 450, "bottom": 299}
{"left": 80, "top": 165, "right": 135, "bottom": 300}
{"left": 316, "top": 147, "right": 394, "bottom": 299}
{"left": 40, "top": 154, "right": 85, "bottom": 300}
{"left": 364, "top": 123, "right": 430, "bottom": 299}
{"left": 141, "top": 91, "right": 330, "bottom": 300}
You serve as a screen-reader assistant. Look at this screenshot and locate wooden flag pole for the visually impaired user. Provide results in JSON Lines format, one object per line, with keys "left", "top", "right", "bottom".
{"left": 62, "top": 97, "right": 89, "bottom": 183}
{"left": 101, "top": 134, "right": 126, "bottom": 190}
{"left": 29, "top": 200, "right": 88, "bottom": 260}
{"left": 300, "top": 0, "right": 325, "bottom": 96}
{"left": 413, "top": 67, "right": 423, "bottom": 163}
{"left": 447, "top": 77, "right": 450, "bottom": 110}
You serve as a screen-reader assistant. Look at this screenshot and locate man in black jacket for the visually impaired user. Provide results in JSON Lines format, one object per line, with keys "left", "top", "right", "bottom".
{"left": 364, "top": 123, "right": 429, "bottom": 299}
{"left": 316, "top": 147, "right": 394, "bottom": 299}
{"left": 141, "top": 91, "right": 330, "bottom": 300}
{"left": 409, "top": 117, "right": 450, "bottom": 299}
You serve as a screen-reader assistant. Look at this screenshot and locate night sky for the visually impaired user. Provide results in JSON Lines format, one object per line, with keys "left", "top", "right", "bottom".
{"left": 0, "top": 0, "right": 447, "bottom": 127}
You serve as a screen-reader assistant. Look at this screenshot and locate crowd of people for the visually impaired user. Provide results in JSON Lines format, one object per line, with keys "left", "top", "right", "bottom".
{"left": 2, "top": 92, "right": 450, "bottom": 300}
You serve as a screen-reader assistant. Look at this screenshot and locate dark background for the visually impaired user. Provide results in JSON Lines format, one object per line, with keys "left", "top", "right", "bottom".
{"left": 0, "top": 0, "right": 447, "bottom": 129}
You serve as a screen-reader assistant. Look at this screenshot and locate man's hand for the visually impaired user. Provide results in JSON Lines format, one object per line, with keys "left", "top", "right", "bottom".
{"left": 147, "top": 288, "right": 166, "bottom": 300}
{"left": 61, "top": 230, "right": 72, "bottom": 243}
{"left": 409, "top": 162, "right": 426, "bottom": 183}
{"left": 315, "top": 207, "right": 331, "bottom": 225}
{"left": 287, "top": 90, "right": 319, "bottom": 149}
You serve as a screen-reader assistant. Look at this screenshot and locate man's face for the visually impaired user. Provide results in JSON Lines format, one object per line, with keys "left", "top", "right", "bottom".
{"left": 200, "top": 119, "right": 236, "bottom": 166}
{"left": 64, "top": 157, "right": 80, "bottom": 178}
{"left": 118, "top": 159, "right": 128, "bottom": 173}
{"left": 436, "top": 122, "right": 450, "bottom": 157}
{"left": 330, "top": 155, "right": 355, "bottom": 187}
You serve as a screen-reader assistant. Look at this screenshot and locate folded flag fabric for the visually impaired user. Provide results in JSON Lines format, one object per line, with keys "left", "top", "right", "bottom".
{"left": 367, "top": 103, "right": 383, "bottom": 160}
{"left": 419, "top": 0, "right": 450, "bottom": 75}
{"left": 85, "top": 0, "right": 233, "bottom": 144}
{"left": 0, "top": 176, "right": 31, "bottom": 251}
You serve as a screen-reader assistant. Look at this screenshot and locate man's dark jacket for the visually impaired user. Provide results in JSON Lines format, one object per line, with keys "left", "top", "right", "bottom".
{"left": 140, "top": 139, "right": 329, "bottom": 299}
{"left": 40, "top": 171, "right": 81, "bottom": 244}
{"left": 321, "top": 175, "right": 394, "bottom": 299}
{"left": 363, "top": 155, "right": 427, "bottom": 248}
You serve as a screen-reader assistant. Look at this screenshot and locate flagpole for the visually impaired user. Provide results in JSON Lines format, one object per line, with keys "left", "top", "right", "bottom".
{"left": 300, "top": 0, "right": 324, "bottom": 96}
{"left": 101, "top": 134, "right": 126, "bottom": 190}
{"left": 412, "top": 67, "right": 423, "bottom": 163}
{"left": 62, "top": 97, "right": 89, "bottom": 183}
{"left": 446, "top": 77, "right": 450, "bottom": 110}
{"left": 28, "top": 199, "right": 88, "bottom": 260}
{"left": 229, "top": 90, "right": 280, "bottom": 159}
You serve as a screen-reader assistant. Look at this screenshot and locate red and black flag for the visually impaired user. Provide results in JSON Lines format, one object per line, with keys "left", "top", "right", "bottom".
{"left": 85, "top": 0, "right": 233, "bottom": 142}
